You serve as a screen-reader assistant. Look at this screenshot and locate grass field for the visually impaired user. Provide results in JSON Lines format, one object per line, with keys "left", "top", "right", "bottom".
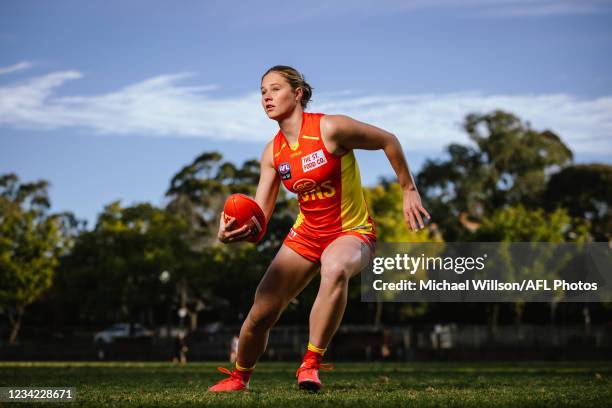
{"left": 1, "top": 361, "right": 611, "bottom": 407}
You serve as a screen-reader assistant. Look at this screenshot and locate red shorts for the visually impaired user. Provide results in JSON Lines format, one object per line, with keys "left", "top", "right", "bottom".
{"left": 283, "top": 228, "right": 376, "bottom": 264}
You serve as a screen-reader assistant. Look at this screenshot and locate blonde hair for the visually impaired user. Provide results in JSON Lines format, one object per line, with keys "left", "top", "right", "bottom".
{"left": 261, "top": 65, "right": 313, "bottom": 109}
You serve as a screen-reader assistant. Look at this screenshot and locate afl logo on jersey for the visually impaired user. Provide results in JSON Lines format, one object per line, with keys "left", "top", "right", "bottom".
{"left": 292, "top": 178, "right": 317, "bottom": 193}
{"left": 278, "top": 162, "right": 292, "bottom": 180}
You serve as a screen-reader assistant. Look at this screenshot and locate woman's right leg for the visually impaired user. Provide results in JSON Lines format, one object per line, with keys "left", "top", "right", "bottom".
{"left": 236, "top": 244, "right": 319, "bottom": 368}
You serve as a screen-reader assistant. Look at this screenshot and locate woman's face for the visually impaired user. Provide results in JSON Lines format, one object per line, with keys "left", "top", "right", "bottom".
{"left": 261, "top": 72, "right": 302, "bottom": 120}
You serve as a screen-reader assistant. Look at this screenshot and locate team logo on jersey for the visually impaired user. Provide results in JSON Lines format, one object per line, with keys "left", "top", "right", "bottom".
{"left": 292, "top": 178, "right": 317, "bottom": 193}
{"left": 278, "top": 162, "right": 292, "bottom": 180}
{"left": 302, "top": 149, "right": 327, "bottom": 173}
{"left": 297, "top": 179, "right": 336, "bottom": 202}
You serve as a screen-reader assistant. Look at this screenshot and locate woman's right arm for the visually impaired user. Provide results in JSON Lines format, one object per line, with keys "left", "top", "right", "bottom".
{"left": 255, "top": 140, "right": 280, "bottom": 221}
{"left": 217, "top": 141, "right": 280, "bottom": 243}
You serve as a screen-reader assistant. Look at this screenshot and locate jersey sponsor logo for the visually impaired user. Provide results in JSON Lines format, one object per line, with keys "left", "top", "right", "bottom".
{"left": 302, "top": 149, "right": 327, "bottom": 173}
{"left": 278, "top": 162, "right": 292, "bottom": 180}
{"left": 292, "top": 178, "right": 317, "bottom": 193}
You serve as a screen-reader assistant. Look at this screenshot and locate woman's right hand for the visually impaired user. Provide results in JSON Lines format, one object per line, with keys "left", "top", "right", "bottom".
{"left": 217, "top": 212, "right": 252, "bottom": 243}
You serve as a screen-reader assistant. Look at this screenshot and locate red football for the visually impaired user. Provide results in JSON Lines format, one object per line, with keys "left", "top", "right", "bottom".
{"left": 222, "top": 194, "right": 267, "bottom": 243}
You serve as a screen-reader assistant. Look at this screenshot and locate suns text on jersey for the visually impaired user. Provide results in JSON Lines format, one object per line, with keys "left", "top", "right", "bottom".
{"left": 297, "top": 180, "right": 336, "bottom": 202}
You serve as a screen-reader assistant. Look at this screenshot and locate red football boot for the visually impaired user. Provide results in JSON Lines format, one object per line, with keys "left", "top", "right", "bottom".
{"left": 208, "top": 367, "right": 249, "bottom": 392}
{"left": 296, "top": 353, "right": 334, "bottom": 391}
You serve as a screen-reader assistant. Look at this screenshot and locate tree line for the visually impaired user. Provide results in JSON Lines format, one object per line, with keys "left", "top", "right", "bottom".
{"left": 1, "top": 110, "right": 610, "bottom": 343}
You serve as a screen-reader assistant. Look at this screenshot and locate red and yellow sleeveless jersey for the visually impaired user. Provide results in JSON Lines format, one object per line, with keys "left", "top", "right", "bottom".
{"left": 272, "top": 111, "right": 375, "bottom": 239}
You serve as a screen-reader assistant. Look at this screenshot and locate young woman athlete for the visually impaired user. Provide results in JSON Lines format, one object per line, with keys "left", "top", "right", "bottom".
{"left": 209, "top": 65, "right": 430, "bottom": 392}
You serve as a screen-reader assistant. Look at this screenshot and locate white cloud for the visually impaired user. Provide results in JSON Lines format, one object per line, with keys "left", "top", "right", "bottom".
{"left": 0, "top": 61, "right": 33, "bottom": 75}
{"left": 0, "top": 70, "right": 275, "bottom": 139}
{"left": 315, "top": 92, "right": 612, "bottom": 155}
{"left": 476, "top": 0, "right": 609, "bottom": 17}
{"left": 217, "top": 0, "right": 611, "bottom": 26}
{"left": 0, "top": 68, "right": 610, "bottom": 156}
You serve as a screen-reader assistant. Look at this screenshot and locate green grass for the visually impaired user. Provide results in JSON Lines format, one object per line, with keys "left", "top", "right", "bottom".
{"left": 1, "top": 361, "right": 611, "bottom": 407}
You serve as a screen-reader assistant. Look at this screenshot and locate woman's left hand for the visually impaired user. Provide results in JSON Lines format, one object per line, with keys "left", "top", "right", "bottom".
{"left": 403, "top": 187, "right": 431, "bottom": 232}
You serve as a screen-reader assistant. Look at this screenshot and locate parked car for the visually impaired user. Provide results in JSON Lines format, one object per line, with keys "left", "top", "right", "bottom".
{"left": 93, "top": 323, "right": 153, "bottom": 344}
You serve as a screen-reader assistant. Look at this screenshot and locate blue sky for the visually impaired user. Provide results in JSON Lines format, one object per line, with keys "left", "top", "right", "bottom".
{"left": 1, "top": 0, "right": 611, "bottom": 228}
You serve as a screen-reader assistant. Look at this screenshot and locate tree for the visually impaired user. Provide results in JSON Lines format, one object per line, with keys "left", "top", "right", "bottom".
{"left": 363, "top": 180, "right": 443, "bottom": 327}
{"left": 0, "top": 173, "right": 70, "bottom": 343}
{"left": 164, "top": 152, "right": 266, "bottom": 250}
{"left": 417, "top": 110, "right": 573, "bottom": 240}
{"left": 57, "top": 151, "right": 299, "bottom": 330}
{"left": 469, "top": 204, "right": 590, "bottom": 338}
{"left": 365, "top": 179, "right": 443, "bottom": 243}
{"left": 56, "top": 201, "right": 194, "bottom": 326}
{"left": 544, "top": 163, "right": 612, "bottom": 242}
{"left": 471, "top": 205, "right": 588, "bottom": 243}
{"left": 162, "top": 151, "right": 297, "bottom": 326}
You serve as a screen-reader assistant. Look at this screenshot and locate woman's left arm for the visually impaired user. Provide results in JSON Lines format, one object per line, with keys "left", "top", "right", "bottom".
{"left": 321, "top": 114, "right": 431, "bottom": 231}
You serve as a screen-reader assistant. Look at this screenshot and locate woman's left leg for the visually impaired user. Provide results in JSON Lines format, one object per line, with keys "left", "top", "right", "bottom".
{"left": 308, "top": 235, "right": 373, "bottom": 348}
